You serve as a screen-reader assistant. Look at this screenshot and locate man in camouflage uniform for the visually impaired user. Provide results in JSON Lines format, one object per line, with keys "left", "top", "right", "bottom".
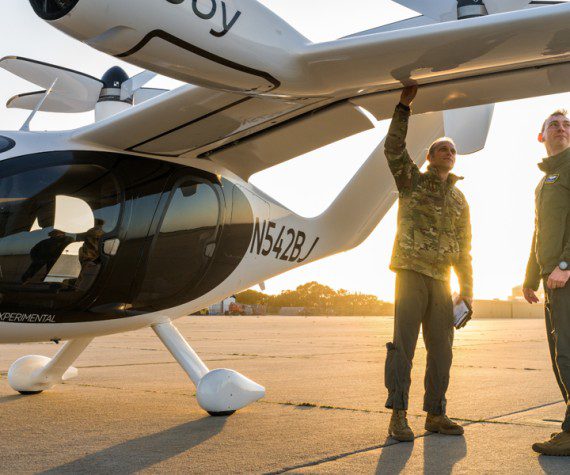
{"left": 524, "top": 110, "right": 570, "bottom": 456}
{"left": 384, "top": 86, "right": 473, "bottom": 442}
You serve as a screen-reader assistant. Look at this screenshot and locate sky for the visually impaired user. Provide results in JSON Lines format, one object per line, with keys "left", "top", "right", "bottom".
{"left": 0, "top": 0, "right": 566, "bottom": 301}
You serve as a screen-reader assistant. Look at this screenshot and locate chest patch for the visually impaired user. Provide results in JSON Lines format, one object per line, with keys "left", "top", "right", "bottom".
{"left": 545, "top": 174, "right": 560, "bottom": 184}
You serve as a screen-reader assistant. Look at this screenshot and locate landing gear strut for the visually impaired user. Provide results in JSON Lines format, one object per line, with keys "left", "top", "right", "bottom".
{"left": 152, "top": 321, "right": 265, "bottom": 416}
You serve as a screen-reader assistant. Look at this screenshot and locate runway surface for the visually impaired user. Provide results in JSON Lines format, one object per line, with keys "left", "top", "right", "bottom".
{"left": 1, "top": 316, "right": 569, "bottom": 473}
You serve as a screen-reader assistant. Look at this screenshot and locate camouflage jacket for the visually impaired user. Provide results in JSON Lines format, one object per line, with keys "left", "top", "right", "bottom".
{"left": 524, "top": 148, "right": 570, "bottom": 290}
{"left": 385, "top": 104, "right": 473, "bottom": 297}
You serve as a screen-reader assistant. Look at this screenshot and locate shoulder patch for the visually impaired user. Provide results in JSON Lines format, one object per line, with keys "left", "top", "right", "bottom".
{"left": 545, "top": 174, "right": 560, "bottom": 184}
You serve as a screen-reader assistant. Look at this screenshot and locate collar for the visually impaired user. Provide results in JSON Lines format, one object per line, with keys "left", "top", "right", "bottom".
{"left": 426, "top": 165, "right": 464, "bottom": 186}
{"left": 538, "top": 147, "right": 570, "bottom": 173}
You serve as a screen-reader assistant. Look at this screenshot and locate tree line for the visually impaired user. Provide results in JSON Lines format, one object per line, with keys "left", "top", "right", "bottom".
{"left": 237, "top": 281, "right": 394, "bottom": 316}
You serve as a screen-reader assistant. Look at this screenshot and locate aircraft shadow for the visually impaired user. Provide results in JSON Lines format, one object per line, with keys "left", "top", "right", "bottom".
{"left": 0, "top": 394, "right": 25, "bottom": 404}
{"left": 39, "top": 417, "right": 227, "bottom": 474}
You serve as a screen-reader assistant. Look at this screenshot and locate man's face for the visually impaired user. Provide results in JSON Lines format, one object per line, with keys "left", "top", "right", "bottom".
{"left": 540, "top": 114, "right": 570, "bottom": 151}
{"left": 428, "top": 141, "right": 456, "bottom": 172}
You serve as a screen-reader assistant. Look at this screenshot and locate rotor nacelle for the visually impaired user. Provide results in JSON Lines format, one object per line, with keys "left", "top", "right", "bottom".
{"left": 28, "top": 0, "right": 309, "bottom": 95}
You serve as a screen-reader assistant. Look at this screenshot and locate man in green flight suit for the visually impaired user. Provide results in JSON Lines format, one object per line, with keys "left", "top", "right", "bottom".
{"left": 524, "top": 109, "right": 570, "bottom": 456}
{"left": 384, "top": 86, "right": 473, "bottom": 442}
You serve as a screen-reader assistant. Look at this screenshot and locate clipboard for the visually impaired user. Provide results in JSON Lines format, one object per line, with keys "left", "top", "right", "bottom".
{"left": 453, "top": 296, "right": 473, "bottom": 330}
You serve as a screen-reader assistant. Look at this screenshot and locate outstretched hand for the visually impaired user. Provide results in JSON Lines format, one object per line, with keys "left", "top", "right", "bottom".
{"left": 400, "top": 85, "right": 418, "bottom": 107}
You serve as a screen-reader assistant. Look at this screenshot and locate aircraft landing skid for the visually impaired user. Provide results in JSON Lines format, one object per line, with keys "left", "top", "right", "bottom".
{"left": 7, "top": 322, "right": 264, "bottom": 417}
{"left": 152, "top": 321, "right": 266, "bottom": 416}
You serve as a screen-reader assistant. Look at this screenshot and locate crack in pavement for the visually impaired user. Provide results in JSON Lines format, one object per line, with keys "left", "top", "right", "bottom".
{"left": 267, "top": 400, "right": 566, "bottom": 474}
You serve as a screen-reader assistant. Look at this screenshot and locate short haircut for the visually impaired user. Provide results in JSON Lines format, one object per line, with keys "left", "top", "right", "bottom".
{"left": 541, "top": 109, "right": 569, "bottom": 133}
{"left": 428, "top": 137, "right": 456, "bottom": 157}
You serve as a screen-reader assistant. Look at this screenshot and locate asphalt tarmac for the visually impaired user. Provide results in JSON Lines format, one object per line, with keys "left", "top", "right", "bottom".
{"left": 1, "top": 316, "right": 569, "bottom": 474}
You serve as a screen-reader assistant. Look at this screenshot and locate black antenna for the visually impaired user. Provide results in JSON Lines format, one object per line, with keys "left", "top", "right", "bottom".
{"left": 457, "top": 0, "right": 489, "bottom": 19}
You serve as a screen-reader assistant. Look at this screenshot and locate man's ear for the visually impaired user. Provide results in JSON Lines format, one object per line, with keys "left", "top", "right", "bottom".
{"left": 538, "top": 132, "right": 545, "bottom": 143}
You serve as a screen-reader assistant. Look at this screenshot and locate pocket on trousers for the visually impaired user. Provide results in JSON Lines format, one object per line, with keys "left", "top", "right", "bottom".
{"left": 385, "top": 342, "right": 411, "bottom": 391}
{"left": 385, "top": 342, "right": 398, "bottom": 392}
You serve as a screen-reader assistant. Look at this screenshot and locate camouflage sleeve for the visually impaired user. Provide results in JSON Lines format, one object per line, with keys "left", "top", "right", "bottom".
{"left": 384, "top": 104, "right": 420, "bottom": 192}
{"left": 524, "top": 229, "right": 541, "bottom": 291}
{"left": 454, "top": 200, "right": 473, "bottom": 298}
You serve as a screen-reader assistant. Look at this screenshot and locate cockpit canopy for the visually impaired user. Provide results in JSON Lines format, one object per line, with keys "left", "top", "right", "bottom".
{"left": 0, "top": 136, "right": 15, "bottom": 154}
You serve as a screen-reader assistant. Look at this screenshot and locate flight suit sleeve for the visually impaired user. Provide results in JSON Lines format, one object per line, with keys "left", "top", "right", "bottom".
{"left": 524, "top": 229, "right": 541, "bottom": 291}
{"left": 455, "top": 201, "right": 473, "bottom": 298}
{"left": 384, "top": 103, "right": 420, "bottom": 192}
{"left": 557, "top": 180, "right": 570, "bottom": 265}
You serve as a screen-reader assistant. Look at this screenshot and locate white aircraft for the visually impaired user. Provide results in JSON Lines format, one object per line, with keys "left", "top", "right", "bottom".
{"left": 1, "top": 0, "right": 569, "bottom": 415}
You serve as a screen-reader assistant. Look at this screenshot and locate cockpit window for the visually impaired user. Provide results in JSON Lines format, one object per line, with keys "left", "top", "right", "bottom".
{"left": 0, "top": 136, "right": 15, "bottom": 154}
{"left": 0, "top": 164, "right": 121, "bottom": 305}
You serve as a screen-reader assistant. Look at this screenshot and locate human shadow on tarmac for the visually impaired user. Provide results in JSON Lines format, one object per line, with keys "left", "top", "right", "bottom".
{"left": 375, "top": 437, "right": 413, "bottom": 474}
{"left": 39, "top": 417, "right": 227, "bottom": 474}
{"left": 374, "top": 433, "right": 466, "bottom": 474}
{"left": 422, "top": 433, "right": 467, "bottom": 474}
{"left": 538, "top": 454, "right": 570, "bottom": 474}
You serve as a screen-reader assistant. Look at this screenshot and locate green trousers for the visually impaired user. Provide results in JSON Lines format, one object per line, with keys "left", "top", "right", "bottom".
{"left": 544, "top": 279, "right": 570, "bottom": 431}
{"left": 385, "top": 269, "right": 454, "bottom": 415}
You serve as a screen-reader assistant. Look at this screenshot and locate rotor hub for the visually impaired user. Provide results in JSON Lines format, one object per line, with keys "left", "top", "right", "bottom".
{"left": 457, "top": 0, "right": 488, "bottom": 19}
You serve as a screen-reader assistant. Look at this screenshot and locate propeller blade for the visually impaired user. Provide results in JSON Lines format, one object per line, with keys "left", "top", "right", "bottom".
{"left": 120, "top": 70, "right": 157, "bottom": 101}
{"left": 7, "top": 90, "right": 99, "bottom": 113}
{"left": 444, "top": 104, "right": 495, "bottom": 154}
{"left": 391, "top": 0, "right": 458, "bottom": 21}
{"left": 0, "top": 56, "right": 103, "bottom": 106}
{"left": 132, "top": 87, "right": 168, "bottom": 105}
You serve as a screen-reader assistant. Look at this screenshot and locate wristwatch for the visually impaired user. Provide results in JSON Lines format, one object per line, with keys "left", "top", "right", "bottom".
{"left": 559, "top": 261, "right": 569, "bottom": 271}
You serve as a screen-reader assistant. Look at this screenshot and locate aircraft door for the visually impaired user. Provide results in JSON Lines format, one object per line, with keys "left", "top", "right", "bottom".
{"left": 131, "top": 175, "right": 223, "bottom": 311}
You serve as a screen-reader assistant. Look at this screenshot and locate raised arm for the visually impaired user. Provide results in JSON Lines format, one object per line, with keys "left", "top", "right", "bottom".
{"left": 385, "top": 86, "right": 421, "bottom": 192}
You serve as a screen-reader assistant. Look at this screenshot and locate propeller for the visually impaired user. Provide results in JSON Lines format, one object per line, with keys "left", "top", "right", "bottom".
{"left": 0, "top": 56, "right": 167, "bottom": 116}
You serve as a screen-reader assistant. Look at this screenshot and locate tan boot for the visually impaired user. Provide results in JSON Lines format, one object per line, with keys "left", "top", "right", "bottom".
{"left": 532, "top": 431, "right": 570, "bottom": 456}
{"left": 388, "top": 409, "right": 415, "bottom": 442}
{"left": 425, "top": 414, "right": 464, "bottom": 435}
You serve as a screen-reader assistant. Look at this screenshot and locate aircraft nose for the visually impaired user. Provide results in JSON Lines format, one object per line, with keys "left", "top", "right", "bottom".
{"left": 29, "top": 0, "right": 81, "bottom": 21}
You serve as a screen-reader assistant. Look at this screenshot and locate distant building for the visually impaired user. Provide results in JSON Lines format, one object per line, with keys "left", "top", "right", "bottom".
{"left": 509, "top": 284, "right": 544, "bottom": 302}
{"left": 473, "top": 299, "right": 543, "bottom": 319}
{"left": 208, "top": 296, "right": 236, "bottom": 315}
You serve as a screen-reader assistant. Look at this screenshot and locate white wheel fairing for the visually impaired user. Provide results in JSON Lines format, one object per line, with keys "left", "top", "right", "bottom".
{"left": 8, "top": 355, "right": 52, "bottom": 392}
{"left": 8, "top": 354, "right": 78, "bottom": 392}
{"left": 196, "top": 369, "right": 265, "bottom": 413}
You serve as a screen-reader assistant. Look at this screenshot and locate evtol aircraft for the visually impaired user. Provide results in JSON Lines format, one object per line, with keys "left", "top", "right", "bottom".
{"left": 1, "top": 0, "right": 569, "bottom": 415}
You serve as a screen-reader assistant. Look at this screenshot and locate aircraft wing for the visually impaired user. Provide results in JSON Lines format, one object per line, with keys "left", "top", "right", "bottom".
{"left": 70, "top": 2, "right": 570, "bottom": 179}
{"left": 71, "top": 84, "right": 373, "bottom": 165}
{"left": 72, "top": 55, "right": 570, "bottom": 179}
{"left": 297, "top": 2, "right": 570, "bottom": 96}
